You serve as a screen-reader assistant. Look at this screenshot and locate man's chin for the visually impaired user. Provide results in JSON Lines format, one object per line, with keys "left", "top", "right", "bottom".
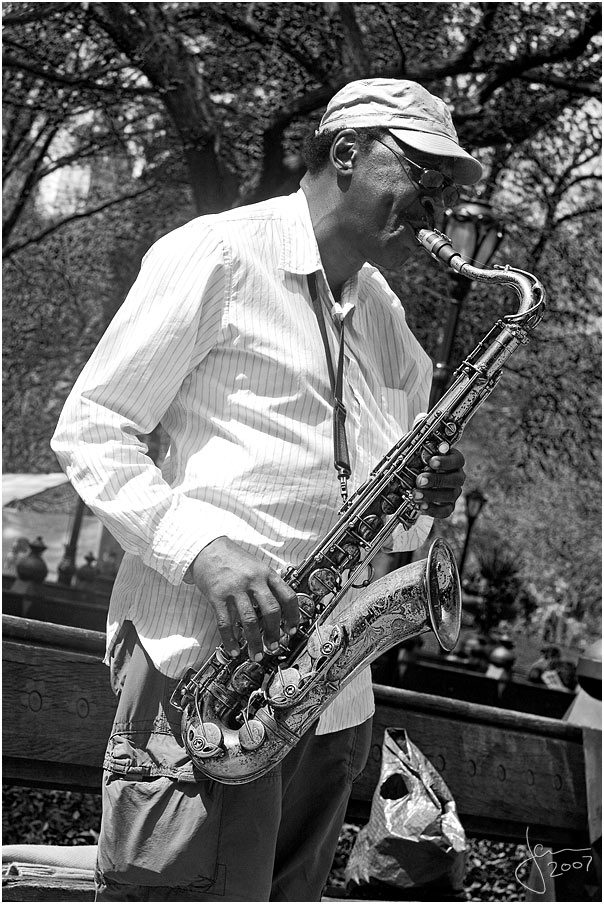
{"left": 389, "top": 227, "right": 419, "bottom": 263}
{"left": 364, "top": 224, "right": 422, "bottom": 270}
{"left": 367, "top": 245, "right": 416, "bottom": 273}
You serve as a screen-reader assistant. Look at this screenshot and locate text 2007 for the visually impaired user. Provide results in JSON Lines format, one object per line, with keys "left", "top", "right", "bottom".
{"left": 548, "top": 854, "right": 592, "bottom": 878}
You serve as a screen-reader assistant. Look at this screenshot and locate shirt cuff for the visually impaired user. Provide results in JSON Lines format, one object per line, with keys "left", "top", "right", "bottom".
{"left": 388, "top": 516, "right": 433, "bottom": 553}
{"left": 147, "top": 495, "right": 278, "bottom": 585}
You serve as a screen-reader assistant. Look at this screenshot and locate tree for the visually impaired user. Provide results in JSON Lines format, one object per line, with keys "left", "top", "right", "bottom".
{"left": 471, "top": 545, "right": 538, "bottom": 636}
{"left": 2, "top": 2, "right": 601, "bottom": 629}
{"left": 3, "top": 2, "right": 601, "bottom": 256}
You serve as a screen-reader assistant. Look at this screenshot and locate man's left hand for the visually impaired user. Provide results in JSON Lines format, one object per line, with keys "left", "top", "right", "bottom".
{"left": 412, "top": 446, "right": 465, "bottom": 519}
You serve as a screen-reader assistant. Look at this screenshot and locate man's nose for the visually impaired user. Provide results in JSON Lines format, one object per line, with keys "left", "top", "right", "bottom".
{"left": 425, "top": 187, "right": 448, "bottom": 210}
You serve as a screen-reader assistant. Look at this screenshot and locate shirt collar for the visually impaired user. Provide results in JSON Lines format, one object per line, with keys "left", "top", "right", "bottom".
{"left": 278, "top": 189, "right": 324, "bottom": 275}
{"left": 280, "top": 189, "right": 361, "bottom": 320}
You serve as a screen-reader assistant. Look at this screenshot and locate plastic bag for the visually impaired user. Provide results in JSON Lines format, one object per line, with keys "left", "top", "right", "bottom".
{"left": 345, "top": 728, "right": 467, "bottom": 897}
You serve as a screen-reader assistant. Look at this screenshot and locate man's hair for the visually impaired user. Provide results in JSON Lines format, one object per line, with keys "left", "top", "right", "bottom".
{"left": 302, "top": 126, "right": 387, "bottom": 174}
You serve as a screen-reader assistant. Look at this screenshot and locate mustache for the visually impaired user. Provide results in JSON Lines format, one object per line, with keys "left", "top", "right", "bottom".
{"left": 398, "top": 196, "right": 438, "bottom": 232}
{"left": 420, "top": 197, "right": 437, "bottom": 229}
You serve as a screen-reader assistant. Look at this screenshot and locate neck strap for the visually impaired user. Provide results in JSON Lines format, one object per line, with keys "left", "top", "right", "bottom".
{"left": 307, "top": 272, "right": 351, "bottom": 503}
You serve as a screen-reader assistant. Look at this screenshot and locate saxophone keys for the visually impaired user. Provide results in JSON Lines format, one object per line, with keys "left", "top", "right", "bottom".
{"left": 296, "top": 593, "right": 316, "bottom": 623}
{"left": 308, "top": 567, "right": 338, "bottom": 596}
{"left": 266, "top": 667, "right": 302, "bottom": 704}
{"left": 327, "top": 541, "right": 361, "bottom": 569}
{"left": 355, "top": 514, "right": 382, "bottom": 540}
{"left": 238, "top": 719, "right": 266, "bottom": 751}
{"left": 231, "top": 661, "right": 265, "bottom": 694}
{"left": 187, "top": 721, "right": 223, "bottom": 757}
{"left": 381, "top": 492, "right": 402, "bottom": 515}
{"left": 306, "top": 625, "right": 343, "bottom": 660}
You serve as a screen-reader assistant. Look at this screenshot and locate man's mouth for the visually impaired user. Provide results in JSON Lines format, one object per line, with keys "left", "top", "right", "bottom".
{"left": 396, "top": 198, "right": 437, "bottom": 234}
{"left": 419, "top": 197, "right": 437, "bottom": 229}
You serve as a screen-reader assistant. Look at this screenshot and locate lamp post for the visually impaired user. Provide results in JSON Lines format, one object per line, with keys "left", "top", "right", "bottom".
{"left": 57, "top": 495, "right": 86, "bottom": 586}
{"left": 429, "top": 200, "right": 504, "bottom": 407}
{"left": 458, "top": 487, "right": 487, "bottom": 580}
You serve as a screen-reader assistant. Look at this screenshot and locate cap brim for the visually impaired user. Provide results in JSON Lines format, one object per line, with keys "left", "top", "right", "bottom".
{"left": 389, "top": 128, "right": 483, "bottom": 184}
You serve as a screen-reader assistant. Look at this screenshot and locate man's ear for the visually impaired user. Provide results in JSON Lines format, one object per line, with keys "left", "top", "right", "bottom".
{"left": 329, "top": 129, "right": 359, "bottom": 177}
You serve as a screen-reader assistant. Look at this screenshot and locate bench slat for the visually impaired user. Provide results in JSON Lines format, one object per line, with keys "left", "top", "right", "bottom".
{"left": 2, "top": 639, "right": 115, "bottom": 776}
{"left": 2, "top": 616, "right": 591, "bottom": 848}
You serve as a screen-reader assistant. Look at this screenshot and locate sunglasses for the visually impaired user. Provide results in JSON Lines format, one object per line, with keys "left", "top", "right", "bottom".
{"left": 375, "top": 137, "right": 460, "bottom": 208}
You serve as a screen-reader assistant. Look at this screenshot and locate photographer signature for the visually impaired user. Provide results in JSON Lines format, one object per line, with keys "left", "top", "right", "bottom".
{"left": 515, "top": 828, "right": 592, "bottom": 894}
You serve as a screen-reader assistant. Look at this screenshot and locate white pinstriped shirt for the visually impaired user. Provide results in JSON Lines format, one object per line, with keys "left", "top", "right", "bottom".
{"left": 51, "top": 189, "right": 433, "bottom": 733}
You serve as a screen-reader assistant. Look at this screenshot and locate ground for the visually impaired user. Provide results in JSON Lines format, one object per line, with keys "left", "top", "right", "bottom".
{"left": 2, "top": 786, "right": 531, "bottom": 901}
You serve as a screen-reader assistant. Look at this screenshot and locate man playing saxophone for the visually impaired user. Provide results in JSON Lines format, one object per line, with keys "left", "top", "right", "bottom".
{"left": 52, "top": 79, "right": 481, "bottom": 902}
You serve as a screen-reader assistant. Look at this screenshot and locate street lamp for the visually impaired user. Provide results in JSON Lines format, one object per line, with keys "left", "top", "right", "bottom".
{"left": 429, "top": 200, "right": 504, "bottom": 407}
{"left": 57, "top": 495, "right": 86, "bottom": 586}
{"left": 458, "top": 487, "right": 487, "bottom": 579}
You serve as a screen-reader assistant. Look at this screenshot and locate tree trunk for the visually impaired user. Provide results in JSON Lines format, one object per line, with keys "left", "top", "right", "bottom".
{"left": 90, "top": 2, "right": 236, "bottom": 214}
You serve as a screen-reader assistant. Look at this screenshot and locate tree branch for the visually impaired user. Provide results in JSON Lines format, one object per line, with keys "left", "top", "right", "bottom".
{"left": 336, "top": 3, "right": 370, "bottom": 77}
{"left": 377, "top": 3, "right": 406, "bottom": 73}
{"left": 478, "top": 6, "right": 602, "bottom": 102}
{"left": 2, "top": 2, "right": 78, "bottom": 27}
{"left": 2, "top": 184, "right": 156, "bottom": 259}
{"left": 3, "top": 125, "right": 59, "bottom": 244}
{"left": 3, "top": 113, "right": 49, "bottom": 178}
{"left": 2, "top": 53, "right": 154, "bottom": 95}
{"left": 553, "top": 204, "right": 601, "bottom": 228}
{"left": 39, "top": 138, "right": 122, "bottom": 181}
{"left": 448, "top": 2, "right": 501, "bottom": 72}
{"left": 204, "top": 5, "right": 332, "bottom": 83}
{"left": 562, "top": 172, "right": 601, "bottom": 194}
{"left": 517, "top": 71, "right": 601, "bottom": 97}
{"left": 89, "top": 1, "right": 235, "bottom": 213}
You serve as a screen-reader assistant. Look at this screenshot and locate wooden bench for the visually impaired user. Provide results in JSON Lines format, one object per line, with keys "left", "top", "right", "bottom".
{"left": 2, "top": 615, "right": 598, "bottom": 900}
{"left": 3, "top": 576, "right": 110, "bottom": 634}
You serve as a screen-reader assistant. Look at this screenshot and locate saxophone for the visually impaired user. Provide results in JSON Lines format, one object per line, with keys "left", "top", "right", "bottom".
{"left": 171, "top": 228, "right": 546, "bottom": 784}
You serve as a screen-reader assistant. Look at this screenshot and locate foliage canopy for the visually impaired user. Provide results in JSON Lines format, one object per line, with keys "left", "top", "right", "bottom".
{"left": 2, "top": 1, "right": 601, "bottom": 628}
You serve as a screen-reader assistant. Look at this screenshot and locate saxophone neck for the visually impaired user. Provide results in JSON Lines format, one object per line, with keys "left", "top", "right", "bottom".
{"left": 416, "top": 227, "right": 546, "bottom": 332}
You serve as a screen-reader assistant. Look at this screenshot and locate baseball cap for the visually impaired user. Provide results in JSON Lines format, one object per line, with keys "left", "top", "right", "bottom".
{"left": 316, "top": 78, "right": 483, "bottom": 185}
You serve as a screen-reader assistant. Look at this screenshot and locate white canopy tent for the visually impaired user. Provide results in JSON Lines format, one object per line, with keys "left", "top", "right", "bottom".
{"left": 2, "top": 474, "right": 103, "bottom": 582}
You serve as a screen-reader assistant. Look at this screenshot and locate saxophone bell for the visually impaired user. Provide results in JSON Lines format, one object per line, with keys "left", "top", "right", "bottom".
{"left": 174, "top": 539, "right": 461, "bottom": 785}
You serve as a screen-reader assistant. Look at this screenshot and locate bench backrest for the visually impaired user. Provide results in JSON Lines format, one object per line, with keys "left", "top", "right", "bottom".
{"left": 2, "top": 615, "right": 590, "bottom": 848}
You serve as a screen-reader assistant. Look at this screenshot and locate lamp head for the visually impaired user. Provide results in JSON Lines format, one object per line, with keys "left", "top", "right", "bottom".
{"left": 443, "top": 200, "right": 504, "bottom": 267}
{"left": 465, "top": 487, "right": 487, "bottom": 520}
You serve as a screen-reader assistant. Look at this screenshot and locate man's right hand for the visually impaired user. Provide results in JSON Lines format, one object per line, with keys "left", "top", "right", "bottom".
{"left": 187, "top": 537, "right": 299, "bottom": 662}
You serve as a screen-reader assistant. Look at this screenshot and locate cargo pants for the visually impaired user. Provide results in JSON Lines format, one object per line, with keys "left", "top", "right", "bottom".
{"left": 95, "top": 622, "right": 372, "bottom": 901}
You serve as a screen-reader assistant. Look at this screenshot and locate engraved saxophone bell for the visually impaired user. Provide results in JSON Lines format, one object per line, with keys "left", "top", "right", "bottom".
{"left": 174, "top": 539, "right": 461, "bottom": 785}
